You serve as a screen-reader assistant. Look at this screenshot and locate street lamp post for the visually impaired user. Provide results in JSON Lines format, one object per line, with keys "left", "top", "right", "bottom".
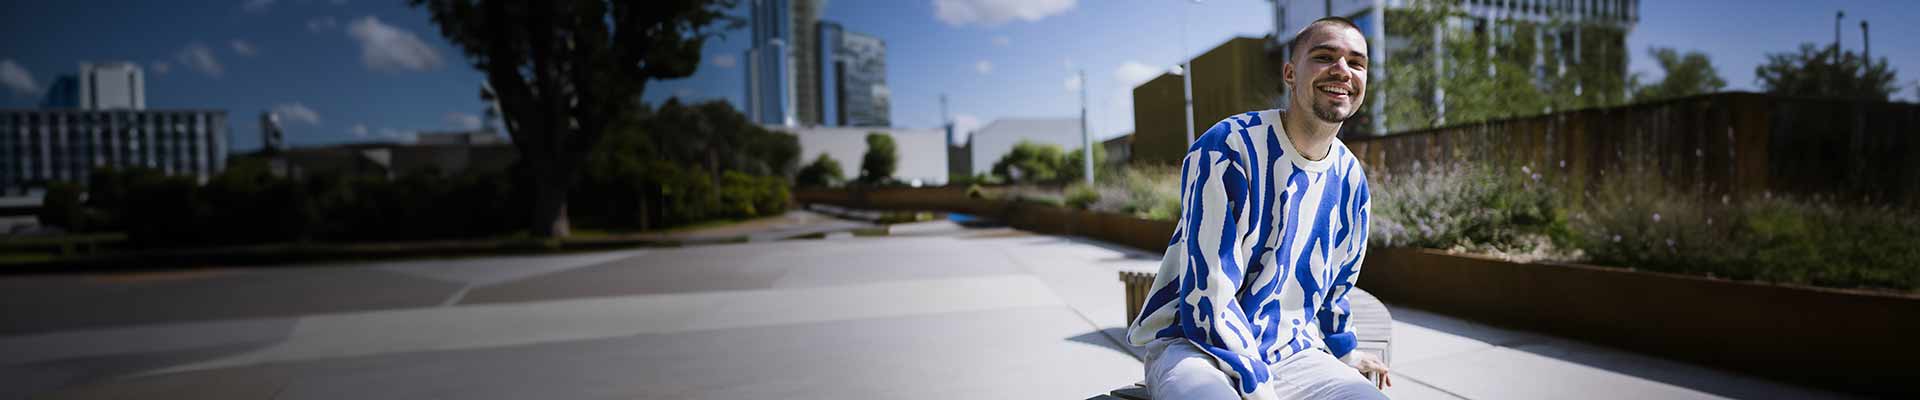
{"left": 1181, "top": 0, "right": 1203, "bottom": 147}
{"left": 1080, "top": 69, "right": 1093, "bottom": 185}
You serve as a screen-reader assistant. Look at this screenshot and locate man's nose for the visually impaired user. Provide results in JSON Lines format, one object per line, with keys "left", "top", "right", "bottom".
{"left": 1329, "top": 59, "right": 1353, "bottom": 81}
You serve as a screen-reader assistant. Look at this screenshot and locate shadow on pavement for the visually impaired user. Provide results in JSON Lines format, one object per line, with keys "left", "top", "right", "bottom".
{"left": 1065, "top": 327, "right": 1144, "bottom": 362}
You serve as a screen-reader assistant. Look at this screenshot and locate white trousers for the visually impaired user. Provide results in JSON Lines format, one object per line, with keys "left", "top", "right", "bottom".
{"left": 1144, "top": 338, "right": 1388, "bottom": 400}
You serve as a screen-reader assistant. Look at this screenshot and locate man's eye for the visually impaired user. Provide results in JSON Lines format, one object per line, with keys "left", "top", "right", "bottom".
{"left": 1314, "top": 56, "right": 1333, "bottom": 62}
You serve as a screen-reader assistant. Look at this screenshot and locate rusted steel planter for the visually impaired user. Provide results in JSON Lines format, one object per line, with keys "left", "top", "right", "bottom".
{"left": 1361, "top": 247, "right": 1920, "bottom": 398}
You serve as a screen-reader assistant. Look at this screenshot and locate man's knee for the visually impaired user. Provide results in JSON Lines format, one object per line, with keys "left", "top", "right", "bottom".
{"left": 1146, "top": 341, "right": 1240, "bottom": 399}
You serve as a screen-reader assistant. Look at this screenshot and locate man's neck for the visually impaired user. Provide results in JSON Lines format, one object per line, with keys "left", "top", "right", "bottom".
{"left": 1280, "top": 108, "right": 1340, "bottom": 161}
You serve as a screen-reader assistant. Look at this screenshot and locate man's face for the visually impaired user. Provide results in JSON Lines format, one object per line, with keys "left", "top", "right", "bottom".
{"left": 1284, "top": 24, "right": 1369, "bottom": 124}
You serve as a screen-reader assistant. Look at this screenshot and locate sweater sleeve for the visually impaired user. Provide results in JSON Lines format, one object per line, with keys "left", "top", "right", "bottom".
{"left": 1319, "top": 168, "right": 1370, "bottom": 360}
{"left": 1175, "top": 121, "right": 1275, "bottom": 399}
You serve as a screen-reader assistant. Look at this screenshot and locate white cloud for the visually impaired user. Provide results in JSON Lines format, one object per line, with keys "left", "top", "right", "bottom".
{"left": 934, "top": 0, "right": 1076, "bottom": 26}
{"left": 242, "top": 0, "right": 275, "bottom": 13}
{"left": 150, "top": 61, "right": 171, "bottom": 75}
{"left": 307, "top": 16, "right": 338, "bottom": 33}
{"left": 710, "top": 54, "right": 737, "bottom": 68}
{"left": 992, "top": 36, "right": 1010, "bottom": 46}
{"left": 1063, "top": 74, "right": 1082, "bottom": 92}
{"left": 950, "top": 113, "right": 982, "bottom": 145}
{"left": 347, "top": 16, "right": 444, "bottom": 72}
{"left": 1, "top": 60, "right": 37, "bottom": 96}
{"left": 975, "top": 60, "right": 993, "bottom": 75}
{"left": 273, "top": 103, "right": 321, "bottom": 125}
{"left": 444, "top": 112, "right": 484, "bottom": 130}
{"left": 349, "top": 124, "right": 369, "bottom": 138}
{"left": 1114, "top": 61, "right": 1162, "bottom": 87}
{"left": 230, "top": 39, "right": 256, "bottom": 56}
{"left": 177, "top": 43, "right": 224, "bottom": 77}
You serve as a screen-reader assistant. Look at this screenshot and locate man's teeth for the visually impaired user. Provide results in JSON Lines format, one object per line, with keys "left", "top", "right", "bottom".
{"left": 1318, "top": 86, "right": 1348, "bottom": 95}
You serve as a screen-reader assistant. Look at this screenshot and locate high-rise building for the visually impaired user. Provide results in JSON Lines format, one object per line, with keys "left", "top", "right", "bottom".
{"left": 746, "top": 0, "right": 887, "bottom": 128}
{"left": 790, "top": 0, "right": 822, "bottom": 126}
{"left": 77, "top": 62, "right": 146, "bottom": 111}
{"left": 836, "top": 30, "right": 890, "bottom": 127}
{"left": 744, "top": 0, "right": 824, "bottom": 127}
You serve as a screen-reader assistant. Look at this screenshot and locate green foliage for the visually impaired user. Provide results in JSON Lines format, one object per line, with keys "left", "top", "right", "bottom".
{"left": 992, "top": 141, "right": 1066, "bottom": 184}
{"left": 1065, "top": 183, "right": 1100, "bottom": 210}
{"left": 1630, "top": 47, "right": 1727, "bottom": 102}
{"left": 858, "top": 132, "right": 898, "bottom": 184}
{"left": 1756, "top": 43, "right": 1901, "bottom": 101}
{"left": 412, "top": 0, "right": 741, "bottom": 238}
{"left": 989, "top": 140, "right": 1103, "bottom": 185}
{"left": 577, "top": 98, "right": 799, "bottom": 231}
{"left": 1379, "top": 3, "right": 1630, "bottom": 132}
{"left": 795, "top": 153, "right": 845, "bottom": 188}
{"left": 37, "top": 182, "right": 84, "bottom": 231}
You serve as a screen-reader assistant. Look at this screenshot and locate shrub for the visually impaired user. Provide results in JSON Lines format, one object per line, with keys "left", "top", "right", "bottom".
{"left": 1065, "top": 183, "right": 1100, "bottom": 210}
{"left": 1371, "top": 163, "right": 1577, "bottom": 262}
{"left": 796, "top": 153, "right": 844, "bottom": 188}
{"left": 37, "top": 182, "right": 84, "bottom": 232}
{"left": 858, "top": 132, "right": 897, "bottom": 184}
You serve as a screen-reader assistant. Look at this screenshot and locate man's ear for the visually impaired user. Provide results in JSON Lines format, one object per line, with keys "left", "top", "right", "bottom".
{"left": 1282, "top": 61, "right": 1297, "bottom": 87}
{"left": 1280, "top": 62, "right": 1294, "bottom": 89}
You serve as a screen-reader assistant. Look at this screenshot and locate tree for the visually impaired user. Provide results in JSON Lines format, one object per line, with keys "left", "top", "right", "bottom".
{"left": 858, "top": 132, "right": 897, "bottom": 184}
{"left": 1756, "top": 43, "right": 1900, "bottom": 101}
{"left": 412, "top": 0, "right": 738, "bottom": 238}
{"left": 1630, "top": 47, "right": 1726, "bottom": 102}
{"left": 991, "top": 140, "right": 1066, "bottom": 184}
{"left": 1378, "top": 3, "right": 1630, "bottom": 132}
{"left": 795, "top": 153, "right": 844, "bottom": 188}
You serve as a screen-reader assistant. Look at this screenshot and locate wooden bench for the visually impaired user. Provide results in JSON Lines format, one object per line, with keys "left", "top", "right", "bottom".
{"left": 1093, "top": 271, "right": 1393, "bottom": 400}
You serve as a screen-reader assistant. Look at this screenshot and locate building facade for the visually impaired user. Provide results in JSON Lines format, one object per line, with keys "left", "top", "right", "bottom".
{"left": 0, "top": 109, "right": 229, "bottom": 194}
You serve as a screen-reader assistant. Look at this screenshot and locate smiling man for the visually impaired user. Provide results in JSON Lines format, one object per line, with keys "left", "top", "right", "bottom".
{"left": 1126, "top": 16, "right": 1388, "bottom": 400}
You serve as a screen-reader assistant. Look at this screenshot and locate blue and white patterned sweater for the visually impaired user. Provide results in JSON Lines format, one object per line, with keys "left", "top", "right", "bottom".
{"left": 1127, "top": 109, "right": 1372, "bottom": 397}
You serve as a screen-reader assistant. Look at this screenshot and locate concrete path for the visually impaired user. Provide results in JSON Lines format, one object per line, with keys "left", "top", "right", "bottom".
{"left": 0, "top": 219, "right": 1856, "bottom": 399}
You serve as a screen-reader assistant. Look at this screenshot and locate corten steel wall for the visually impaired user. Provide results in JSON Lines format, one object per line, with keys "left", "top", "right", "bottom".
{"left": 1344, "top": 92, "right": 1920, "bottom": 205}
{"left": 1130, "top": 37, "right": 1284, "bottom": 166}
{"left": 1361, "top": 247, "right": 1920, "bottom": 398}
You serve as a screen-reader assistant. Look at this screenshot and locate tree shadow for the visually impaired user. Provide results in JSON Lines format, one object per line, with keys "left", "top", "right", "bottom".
{"left": 1065, "top": 327, "right": 1147, "bottom": 362}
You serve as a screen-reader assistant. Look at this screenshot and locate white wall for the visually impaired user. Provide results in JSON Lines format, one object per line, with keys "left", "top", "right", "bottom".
{"left": 785, "top": 126, "right": 947, "bottom": 186}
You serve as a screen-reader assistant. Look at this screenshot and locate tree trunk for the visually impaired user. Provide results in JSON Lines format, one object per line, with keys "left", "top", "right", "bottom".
{"left": 530, "top": 166, "right": 572, "bottom": 238}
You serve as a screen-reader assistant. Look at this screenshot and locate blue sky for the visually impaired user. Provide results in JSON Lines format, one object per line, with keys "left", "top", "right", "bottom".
{"left": 3, "top": 0, "right": 1918, "bottom": 152}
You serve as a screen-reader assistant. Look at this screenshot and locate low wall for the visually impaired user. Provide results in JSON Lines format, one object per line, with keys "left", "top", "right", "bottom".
{"left": 1361, "top": 247, "right": 1919, "bottom": 398}
{"left": 795, "top": 186, "right": 1920, "bottom": 397}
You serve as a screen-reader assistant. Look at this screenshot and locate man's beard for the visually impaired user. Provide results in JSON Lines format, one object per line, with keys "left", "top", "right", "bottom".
{"left": 1311, "top": 99, "right": 1354, "bottom": 123}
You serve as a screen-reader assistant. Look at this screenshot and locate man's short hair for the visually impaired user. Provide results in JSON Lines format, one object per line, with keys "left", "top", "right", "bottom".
{"left": 1288, "top": 16, "right": 1365, "bottom": 59}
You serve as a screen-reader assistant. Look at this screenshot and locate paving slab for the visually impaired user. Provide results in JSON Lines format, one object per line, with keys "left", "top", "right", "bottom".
{"left": 35, "top": 307, "right": 1140, "bottom": 400}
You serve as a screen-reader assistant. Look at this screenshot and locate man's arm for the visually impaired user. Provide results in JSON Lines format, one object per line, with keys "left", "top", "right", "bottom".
{"left": 1320, "top": 166, "right": 1386, "bottom": 386}
{"left": 1175, "top": 121, "right": 1276, "bottom": 399}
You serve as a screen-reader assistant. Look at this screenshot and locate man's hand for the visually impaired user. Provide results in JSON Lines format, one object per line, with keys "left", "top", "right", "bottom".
{"left": 1344, "top": 351, "right": 1392, "bottom": 389}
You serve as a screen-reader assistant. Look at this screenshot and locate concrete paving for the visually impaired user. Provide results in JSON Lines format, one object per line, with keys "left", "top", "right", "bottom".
{"left": 0, "top": 217, "right": 1859, "bottom": 399}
